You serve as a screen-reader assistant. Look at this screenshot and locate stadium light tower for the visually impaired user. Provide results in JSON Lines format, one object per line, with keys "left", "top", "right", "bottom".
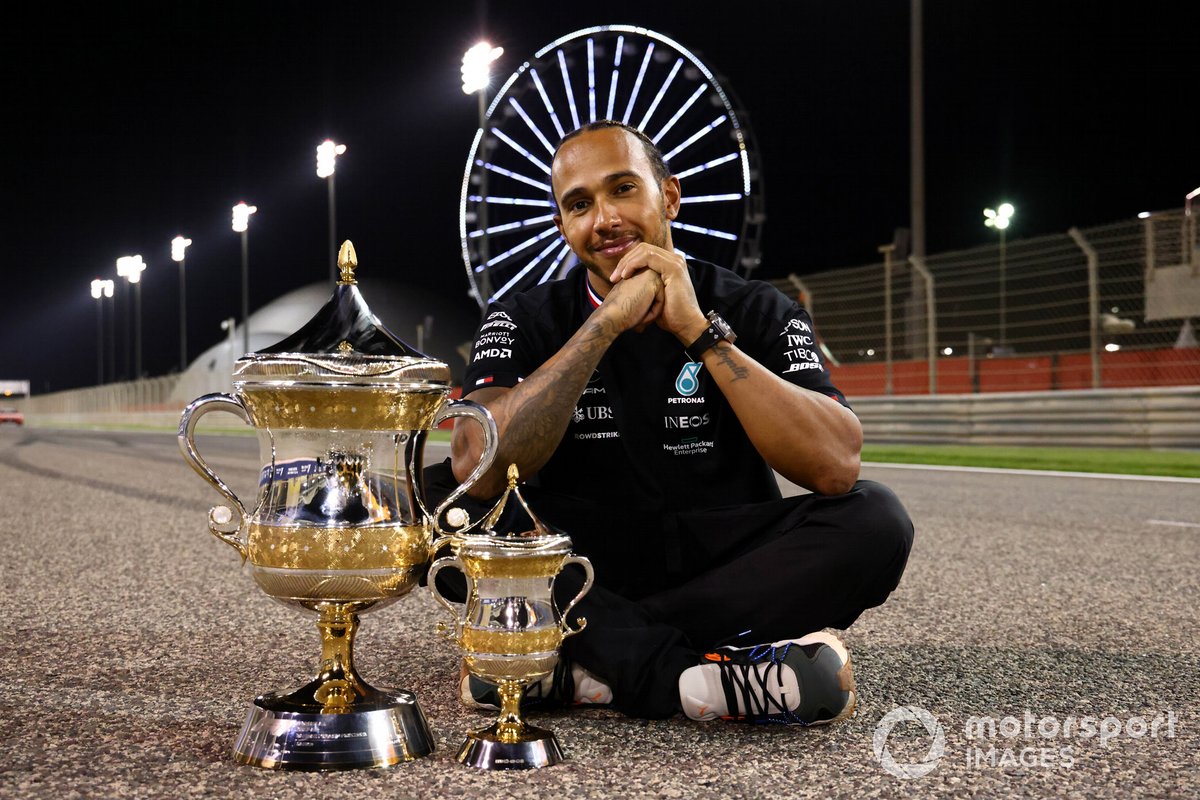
{"left": 116, "top": 255, "right": 147, "bottom": 378}
{"left": 984, "top": 202, "right": 1015, "bottom": 350}
{"left": 232, "top": 202, "right": 257, "bottom": 355}
{"left": 316, "top": 140, "right": 347, "bottom": 285}
{"left": 462, "top": 41, "right": 503, "bottom": 317}
{"left": 90, "top": 278, "right": 114, "bottom": 385}
{"left": 172, "top": 236, "right": 192, "bottom": 372}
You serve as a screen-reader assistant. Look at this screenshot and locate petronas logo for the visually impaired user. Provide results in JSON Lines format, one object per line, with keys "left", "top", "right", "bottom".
{"left": 675, "top": 362, "right": 702, "bottom": 396}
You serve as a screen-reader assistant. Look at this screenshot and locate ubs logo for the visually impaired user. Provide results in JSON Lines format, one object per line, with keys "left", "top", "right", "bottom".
{"left": 573, "top": 405, "right": 614, "bottom": 423}
{"left": 675, "top": 362, "right": 702, "bottom": 396}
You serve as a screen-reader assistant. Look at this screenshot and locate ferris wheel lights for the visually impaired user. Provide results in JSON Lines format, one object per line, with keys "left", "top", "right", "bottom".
{"left": 623, "top": 44, "right": 655, "bottom": 124}
{"left": 509, "top": 98, "right": 556, "bottom": 155}
{"left": 461, "top": 26, "right": 759, "bottom": 307}
{"left": 671, "top": 221, "right": 738, "bottom": 241}
{"left": 679, "top": 193, "right": 742, "bottom": 204}
{"left": 463, "top": 42, "right": 504, "bottom": 94}
{"left": 652, "top": 84, "right": 708, "bottom": 143}
{"left": 557, "top": 50, "right": 582, "bottom": 130}
{"left": 637, "top": 58, "right": 683, "bottom": 130}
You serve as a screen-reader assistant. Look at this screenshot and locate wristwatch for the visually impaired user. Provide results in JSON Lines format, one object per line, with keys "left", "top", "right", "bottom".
{"left": 685, "top": 311, "right": 737, "bottom": 361}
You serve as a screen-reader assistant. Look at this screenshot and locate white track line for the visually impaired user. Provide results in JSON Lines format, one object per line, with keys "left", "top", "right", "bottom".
{"left": 1146, "top": 519, "right": 1200, "bottom": 529}
{"left": 861, "top": 461, "right": 1200, "bottom": 484}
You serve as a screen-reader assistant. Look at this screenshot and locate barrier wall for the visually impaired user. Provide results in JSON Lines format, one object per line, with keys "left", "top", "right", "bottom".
{"left": 828, "top": 347, "right": 1200, "bottom": 396}
{"left": 15, "top": 379, "right": 1199, "bottom": 448}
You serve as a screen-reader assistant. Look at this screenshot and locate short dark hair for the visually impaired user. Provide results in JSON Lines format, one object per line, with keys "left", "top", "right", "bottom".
{"left": 550, "top": 121, "right": 671, "bottom": 211}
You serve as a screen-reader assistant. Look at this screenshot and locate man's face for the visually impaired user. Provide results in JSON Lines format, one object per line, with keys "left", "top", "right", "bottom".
{"left": 552, "top": 128, "right": 681, "bottom": 289}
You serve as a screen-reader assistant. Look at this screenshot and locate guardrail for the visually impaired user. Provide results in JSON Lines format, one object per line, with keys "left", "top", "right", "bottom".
{"left": 14, "top": 379, "right": 1198, "bottom": 449}
{"left": 852, "top": 386, "right": 1200, "bottom": 448}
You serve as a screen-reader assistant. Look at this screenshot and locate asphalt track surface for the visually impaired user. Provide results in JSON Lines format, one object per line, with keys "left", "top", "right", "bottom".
{"left": 1, "top": 427, "right": 1196, "bottom": 799}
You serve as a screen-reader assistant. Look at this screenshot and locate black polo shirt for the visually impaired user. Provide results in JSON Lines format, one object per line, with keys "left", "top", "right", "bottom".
{"left": 463, "top": 260, "right": 848, "bottom": 516}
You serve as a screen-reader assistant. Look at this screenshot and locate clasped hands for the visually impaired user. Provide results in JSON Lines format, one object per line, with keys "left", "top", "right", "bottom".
{"left": 599, "top": 243, "right": 710, "bottom": 344}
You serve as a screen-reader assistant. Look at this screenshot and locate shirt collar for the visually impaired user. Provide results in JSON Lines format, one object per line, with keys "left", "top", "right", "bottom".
{"left": 584, "top": 276, "right": 604, "bottom": 309}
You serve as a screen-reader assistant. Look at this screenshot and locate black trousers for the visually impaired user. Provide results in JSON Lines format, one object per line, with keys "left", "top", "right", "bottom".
{"left": 423, "top": 461, "right": 914, "bottom": 719}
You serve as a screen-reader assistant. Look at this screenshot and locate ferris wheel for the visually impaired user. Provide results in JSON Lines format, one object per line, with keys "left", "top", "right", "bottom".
{"left": 459, "top": 25, "right": 765, "bottom": 310}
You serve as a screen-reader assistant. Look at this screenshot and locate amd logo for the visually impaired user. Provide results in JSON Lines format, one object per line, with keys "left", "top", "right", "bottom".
{"left": 473, "top": 347, "right": 512, "bottom": 361}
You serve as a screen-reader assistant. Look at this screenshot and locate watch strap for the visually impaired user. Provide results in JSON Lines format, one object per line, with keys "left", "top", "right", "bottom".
{"left": 685, "top": 312, "right": 735, "bottom": 361}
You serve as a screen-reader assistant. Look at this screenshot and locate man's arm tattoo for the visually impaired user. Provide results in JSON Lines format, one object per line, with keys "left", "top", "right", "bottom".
{"left": 714, "top": 344, "right": 750, "bottom": 381}
{"left": 496, "top": 316, "right": 620, "bottom": 470}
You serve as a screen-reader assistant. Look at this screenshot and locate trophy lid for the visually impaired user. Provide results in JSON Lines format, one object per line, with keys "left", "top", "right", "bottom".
{"left": 233, "top": 241, "right": 450, "bottom": 386}
{"left": 457, "top": 465, "right": 573, "bottom": 556}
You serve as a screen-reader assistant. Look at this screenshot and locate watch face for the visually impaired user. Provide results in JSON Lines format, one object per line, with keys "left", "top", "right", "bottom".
{"left": 711, "top": 315, "right": 736, "bottom": 343}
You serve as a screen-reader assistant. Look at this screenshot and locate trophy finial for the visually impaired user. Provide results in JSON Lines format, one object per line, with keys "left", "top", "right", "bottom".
{"left": 337, "top": 240, "right": 358, "bottom": 285}
{"left": 506, "top": 464, "right": 520, "bottom": 489}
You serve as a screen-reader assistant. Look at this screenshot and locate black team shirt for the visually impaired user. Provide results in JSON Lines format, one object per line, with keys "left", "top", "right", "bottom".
{"left": 464, "top": 260, "right": 849, "bottom": 517}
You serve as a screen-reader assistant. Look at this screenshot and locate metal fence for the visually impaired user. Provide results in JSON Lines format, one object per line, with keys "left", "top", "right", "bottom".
{"left": 774, "top": 208, "right": 1200, "bottom": 397}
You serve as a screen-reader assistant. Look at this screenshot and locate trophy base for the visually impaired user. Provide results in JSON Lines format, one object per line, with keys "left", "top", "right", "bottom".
{"left": 232, "top": 688, "right": 434, "bottom": 770}
{"left": 456, "top": 723, "right": 565, "bottom": 770}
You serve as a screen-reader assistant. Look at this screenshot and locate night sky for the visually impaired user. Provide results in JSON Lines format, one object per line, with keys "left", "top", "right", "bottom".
{"left": 4, "top": 1, "right": 1194, "bottom": 393}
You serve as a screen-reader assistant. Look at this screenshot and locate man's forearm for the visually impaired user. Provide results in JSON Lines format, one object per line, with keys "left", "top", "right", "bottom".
{"left": 454, "top": 312, "right": 623, "bottom": 497}
{"left": 700, "top": 341, "right": 862, "bottom": 495}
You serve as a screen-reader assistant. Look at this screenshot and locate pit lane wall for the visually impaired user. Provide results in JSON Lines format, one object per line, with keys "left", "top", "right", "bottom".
{"left": 10, "top": 377, "right": 1199, "bottom": 449}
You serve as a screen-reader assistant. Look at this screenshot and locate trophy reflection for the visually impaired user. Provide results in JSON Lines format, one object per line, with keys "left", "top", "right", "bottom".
{"left": 178, "top": 242, "right": 497, "bottom": 770}
{"left": 429, "top": 466, "right": 593, "bottom": 769}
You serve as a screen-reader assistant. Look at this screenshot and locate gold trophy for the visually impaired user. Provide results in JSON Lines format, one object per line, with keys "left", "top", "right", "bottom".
{"left": 178, "top": 242, "right": 497, "bottom": 770}
{"left": 428, "top": 466, "right": 593, "bottom": 769}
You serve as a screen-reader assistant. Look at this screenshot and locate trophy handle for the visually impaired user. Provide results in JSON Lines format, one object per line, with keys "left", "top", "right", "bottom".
{"left": 178, "top": 393, "right": 251, "bottom": 559}
{"left": 556, "top": 555, "right": 594, "bottom": 638}
{"left": 426, "top": 556, "right": 466, "bottom": 642}
{"left": 423, "top": 398, "right": 498, "bottom": 537}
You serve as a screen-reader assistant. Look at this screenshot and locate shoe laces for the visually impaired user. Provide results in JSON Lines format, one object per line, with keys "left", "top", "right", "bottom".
{"left": 714, "top": 643, "right": 807, "bottom": 725}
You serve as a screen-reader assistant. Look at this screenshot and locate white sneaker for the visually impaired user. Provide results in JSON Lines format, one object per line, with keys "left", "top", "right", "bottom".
{"left": 678, "top": 632, "right": 856, "bottom": 726}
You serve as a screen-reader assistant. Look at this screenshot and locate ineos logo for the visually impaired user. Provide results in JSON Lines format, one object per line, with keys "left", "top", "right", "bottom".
{"left": 664, "top": 414, "right": 710, "bottom": 429}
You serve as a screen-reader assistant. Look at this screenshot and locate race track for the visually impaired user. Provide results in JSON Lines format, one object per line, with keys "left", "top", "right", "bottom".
{"left": 1, "top": 427, "right": 1195, "bottom": 798}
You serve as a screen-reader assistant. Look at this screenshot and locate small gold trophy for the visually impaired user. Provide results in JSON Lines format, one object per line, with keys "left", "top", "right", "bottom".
{"left": 428, "top": 466, "right": 593, "bottom": 769}
{"left": 179, "top": 242, "right": 498, "bottom": 770}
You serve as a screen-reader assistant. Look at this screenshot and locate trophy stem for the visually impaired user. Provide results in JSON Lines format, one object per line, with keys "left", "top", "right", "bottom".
{"left": 495, "top": 680, "right": 528, "bottom": 743}
{"left": 313, "top": 603, "right": 368, "bottom": 710}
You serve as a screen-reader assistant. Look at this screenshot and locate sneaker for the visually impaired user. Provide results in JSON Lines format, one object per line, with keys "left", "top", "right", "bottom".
{"left": 678, "top": 632, "right": 856, "bottom": 726}
{"left": 459, "top": 657, "right": 613, "bottom": 710}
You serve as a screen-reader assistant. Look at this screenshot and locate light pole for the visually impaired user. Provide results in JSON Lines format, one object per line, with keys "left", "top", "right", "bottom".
{"left": 984, "top": 202, "right": 1014, "bottom": 351}
{"left": 462, "top": 41, "right": 504, "bottom": 317}
{"left": 1185, "top": 186, "right": 1200, "bottom": 269}
{"left": 220, "top": 317, "right": 238, "bottom": 380}
{"left": 116, "top": 255, "right": 147, "bottom": 378}
{"left": 316, "top": 140, "right": 347, "bottom": 286}
{"left": 90, "top": 278, "right": 114, "bottom": 384}
{"left": 172, "top": 236, "right": 192, "bottom": 372}
{"left": 232, "top": 202, "right": 257, "bottom": 355}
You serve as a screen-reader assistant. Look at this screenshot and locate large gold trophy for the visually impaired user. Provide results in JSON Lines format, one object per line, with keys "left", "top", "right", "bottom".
{"left": 178, "top": 242, "right": 497, "bottom": 770}
{"left": 429, "top": 466, "right": 593, "bottom": 770}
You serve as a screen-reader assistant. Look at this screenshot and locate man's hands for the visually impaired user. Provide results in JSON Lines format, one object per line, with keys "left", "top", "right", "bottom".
{"left": 594, "top": 261, "right": 665, "bottom": 334}
{"left": 606, "top": 243, "right": 709, "bottom": 344}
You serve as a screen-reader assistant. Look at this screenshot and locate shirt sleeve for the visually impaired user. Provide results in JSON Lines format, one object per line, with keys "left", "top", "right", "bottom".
{"left": 732, "top": 289, "right": 850, "bottom": 408}
{"left": 461, "top": 305, "right": 534, "bottom": 394}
